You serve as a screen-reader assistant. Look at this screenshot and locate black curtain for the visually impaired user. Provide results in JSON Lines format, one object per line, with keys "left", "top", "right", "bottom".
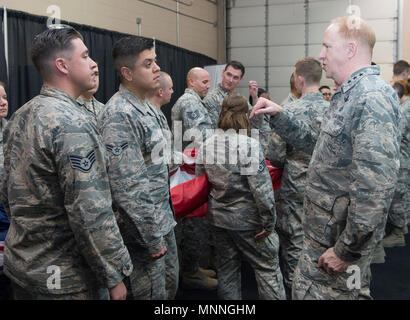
{"left": 1, "top": 8, "right": 216, "bottom": 125}
{"left": 0, "top": 12, "right": 8, "bottom": 90}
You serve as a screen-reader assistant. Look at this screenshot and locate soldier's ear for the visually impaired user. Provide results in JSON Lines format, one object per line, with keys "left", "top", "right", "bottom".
{"left": 346, "top": 41, "right": 358, "bottom": 59}
{"left": 121, "top": 67, "right": 133, "bottom": 82}
{"left": 55, "top": 57, "right": 69, "bottom": 75}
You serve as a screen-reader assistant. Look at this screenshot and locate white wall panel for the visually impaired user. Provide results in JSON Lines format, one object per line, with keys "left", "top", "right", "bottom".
{"left": 230, "top": 27, "right": 266, "bottom": 47}
{"left": 227, "top": 0, "right": 399, "bottom": 102}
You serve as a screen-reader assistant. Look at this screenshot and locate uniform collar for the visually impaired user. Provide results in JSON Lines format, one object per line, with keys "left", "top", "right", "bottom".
{"left": 119, "top": 84, "right": 153, "bottom": 116}
{"left": 340, "top": 65, "right": 380, "bottom": 94}
{"left": 185, "top": 88, "right": 203, "bottom": 102}
{"left": 218, "top": 83, "right": 230, "bottom": 95}
{"left": 40, "top": 86, "right": 79, "bottom": 106}
{"left": 300, "top": 91, "right": 323, "bottom": 100}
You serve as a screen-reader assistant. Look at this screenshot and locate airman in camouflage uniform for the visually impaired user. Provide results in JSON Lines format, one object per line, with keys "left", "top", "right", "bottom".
{"left": 203, "top": 62, "right": 271, "bottom": 155}
{"left": 171, "top": 67, "right": 217, "bottom": 291}
{"left": 98, "top": 37, "right": 178, "bottom": 300}
{"left": 1, "top": 27, "right": 132, "bottom": 300}
{"left": 196, "top": 94, "right": 285, "bottom": 300}
{"left": 280, "top": 73, "right": 300, "bottom": 107}
{"left": 172, "top": 68, "right": 213, "bottom": 151}
{"left": 251, "top": 17, "right": 401, "bottom": 300}
{"left": 275, "top": 58, "right": 329, "bottom": 299}
{"left": 383, "top": 89, "right": 410, "bottom": 247}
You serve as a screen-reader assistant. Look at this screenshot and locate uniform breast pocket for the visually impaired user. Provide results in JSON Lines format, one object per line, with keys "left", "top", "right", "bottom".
{"left": 319, "top": 117, "right": 347, "bottom": 159}
{"left": 322, "top": 117, "right": 344, "bottom": 137}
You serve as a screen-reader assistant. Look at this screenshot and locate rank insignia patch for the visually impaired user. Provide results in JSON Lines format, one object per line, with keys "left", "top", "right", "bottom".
{"left": 186, "top": 110, "right": 200, "bottom": 120}
{"left": 70, "top": 150, "right": 96, "bottom": 172}
{"left": 106, "top": 143, "right": 129, "bottom": 156}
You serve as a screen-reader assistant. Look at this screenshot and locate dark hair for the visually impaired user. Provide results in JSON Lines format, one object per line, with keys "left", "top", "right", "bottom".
{"left": 113, "top": 36, "right": 154, "bottom": 81}
{"left": 393, "top": 82, "right": 405, "bottom": 99}
{"left": 249, "top": 88, "right": 268, "bottom": 105}
{"left": 393, "top": 60, "right": 410, "bottom": 76}
{"left": 225, "top": 60, "right": 245, "bottom": 78}
{"left": 30, "top": 26, "right": 83, "bottom": 80}
{"left": 218, "top": 94, "right": 250, "bottom": 136}
{"left": 290, "top": 73, "right": 296, "bottom": 91}
{"left": 319, "top": 85, "right": 330, "bottom": 91}
{"left": 295, "top": 57, "right": 323, "bottom": 85}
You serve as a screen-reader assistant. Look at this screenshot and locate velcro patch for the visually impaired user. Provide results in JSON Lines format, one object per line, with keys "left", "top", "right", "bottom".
{"left": 258, "top": 159, "right": 266, "bottom": 172}
{"left": 70, "top": 150, "right": 96, "bottom": 172}
{"left": 186, "top": 110, "right": 200, "bottom": 120}
{"left": 106, "top": 143, "right": 129, "bottom": 156}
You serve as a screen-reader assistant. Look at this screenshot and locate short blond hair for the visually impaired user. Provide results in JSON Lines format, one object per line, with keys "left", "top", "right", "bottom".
{"left": 331, "top": 16, "right": 376, "bottom": 53}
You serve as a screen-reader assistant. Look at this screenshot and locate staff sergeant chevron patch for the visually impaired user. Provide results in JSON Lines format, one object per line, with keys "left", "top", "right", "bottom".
{"left": 69, "top": 150, "right": 96, "bottom": 172}
{"left": 106, "top": 142, "right": 129, "bottom": 156}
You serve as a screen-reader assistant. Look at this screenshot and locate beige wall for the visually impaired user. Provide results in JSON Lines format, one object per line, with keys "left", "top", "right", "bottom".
{"left": 0, "top": 0, "right": 219, "bottom": 60}
{"left": 403, "top": 0, "right": 410, "bottom": 62}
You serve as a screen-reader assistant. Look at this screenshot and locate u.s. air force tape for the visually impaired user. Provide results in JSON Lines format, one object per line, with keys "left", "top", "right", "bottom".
{"left": 106, "top": 142, "right": 129, "bottom": 156}
{"left": 69, "top": 150, "right": 96, "bottom": 172}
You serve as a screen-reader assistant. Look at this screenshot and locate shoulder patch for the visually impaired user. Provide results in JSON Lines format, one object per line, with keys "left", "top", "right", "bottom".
{"left": 70, "top": 150, "right": 96, "bottom": 172}
{"left": 106, "top": 143, "right": 129, "bottom": 156}
{"left": 186, "top": 110, "right": 200, "bottom": 120}
{"left": 258, "top": 159, "right": 266, "bottom": 172}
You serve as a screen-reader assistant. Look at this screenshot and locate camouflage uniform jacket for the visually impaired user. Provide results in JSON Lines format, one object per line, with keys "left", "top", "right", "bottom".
{"left": 77, "top": 96, "right": 105, "bottom": 125}
{"left": 203, "top": 83, "right": 228, "bottom": 128}
{"left": 399, "top": 98, "right": 410, "bottom": 169}
{"left": 171, "top": 88, "right": 213, "bottom": 150}
{"left": 196, "top": 131, "right": 276, "bottom": 232}
{"left": 281, "top": 93, "right": 298, "bottom": 107}
{"left": 278, "top": 92, "right": 329, "bottom": 204}
{"left": 1, "top": 86, "right": 132, "bottom": 294}
{"left": 203, "top": 83, "right": 272, "bottom": 155}
{"left": 270, "top": 66, "right": 402, "bottom": 262}
{"left": 0, "top": 118, "right": 7, "bottom": 188}
{"left": 98, "top": 85, "right": 176, "bottom": 255}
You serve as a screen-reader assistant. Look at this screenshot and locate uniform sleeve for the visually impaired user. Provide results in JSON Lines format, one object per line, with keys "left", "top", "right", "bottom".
{"left": 334, "top": 98, "right": 401, "bottom": 262}
{"left": 265, "top": 131, "right": 287, "bottom": 167}
{"left": 240, "top": 140, "right": 277, "bottom": 231}
{"left": 98, "top": 108, "right": 164, "bottom": 255}
{"left": 270, "top": 109, "right": 322, "bottom": 155}
{"left": 54, "top": 123, "right": 133, "bottom": 289}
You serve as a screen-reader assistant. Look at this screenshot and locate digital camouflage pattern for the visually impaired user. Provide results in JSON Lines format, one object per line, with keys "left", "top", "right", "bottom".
{"left": 387, "top": 97, "right": 410, "bottom": 228}
{"left": 211, "top": 226, "right": 285, "bottom": 300}
{"left": 196, "top": 131, "right": 284, "bottom": 300}
{"left": 275, "top": 92, "right": 329, "bottom": 297}
{"left": 281, "top": 93, "right": 298, "bottom": 107}
{"left": 270, "top": 66, "right": 401, "bottom": 299}
{"left": 77, "top": 96, "right": 105, "bottom": 125}
{"left": 203, "top": 84, "right": 228, "bottom": 129}
{"left": 171, "top": 88, "right": 213, "bottom": 150}
{"left": 2, "top": 86, "right": 133, "bottom": 297}
{"left": 196, "top": 131, "right": 276, "bottom": 232}
{"left": 171, "top": 88, "right": 212, "bottom": 275}
{"left": 203, "top": 83, "right": 272, "bottom": 155}
{"left": 98, "top": 84, "right": 177, "bottom": 299}
{"left": 123, "top": 229, "right": 179, "bottom": 300}
{"left": 0, "top": 118, "right": 7, "bottom": 188}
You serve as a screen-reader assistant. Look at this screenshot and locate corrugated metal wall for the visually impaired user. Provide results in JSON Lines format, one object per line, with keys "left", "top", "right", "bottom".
{"left": 227, "top": 0, "right": 399, "bottom": 102}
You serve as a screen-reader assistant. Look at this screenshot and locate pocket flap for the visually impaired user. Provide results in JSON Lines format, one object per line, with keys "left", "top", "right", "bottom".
{"left": 305, "top": 186, "right": 337, "bottom": 212}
